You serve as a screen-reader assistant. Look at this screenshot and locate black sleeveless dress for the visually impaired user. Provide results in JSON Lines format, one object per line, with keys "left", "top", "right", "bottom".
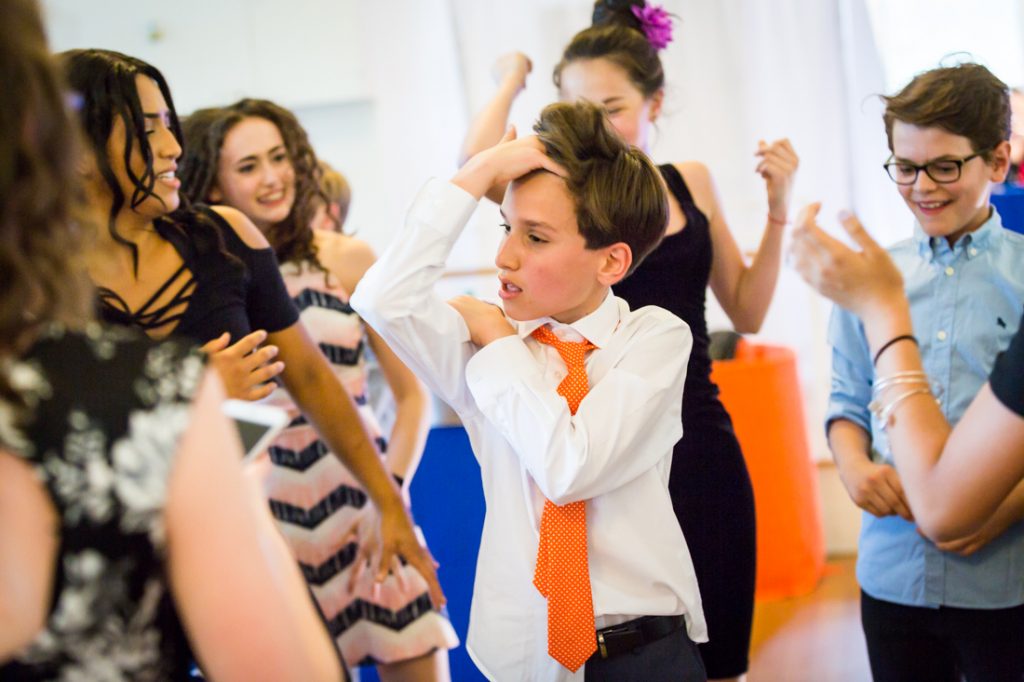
{"left": 612, "top": 164, "right": 757, "bottom": 678}
{"left": 0, "top": 326, "right": 202, "bottom": 680}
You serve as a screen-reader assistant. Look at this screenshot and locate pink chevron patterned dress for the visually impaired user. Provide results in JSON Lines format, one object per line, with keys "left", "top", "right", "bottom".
{"left": 248, "top": 259, "right": 458, "bottom": 668}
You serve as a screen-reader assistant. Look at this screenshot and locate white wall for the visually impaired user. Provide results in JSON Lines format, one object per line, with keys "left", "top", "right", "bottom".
{"left": 867, "top": 0, "right": 1024, "bottom": 92}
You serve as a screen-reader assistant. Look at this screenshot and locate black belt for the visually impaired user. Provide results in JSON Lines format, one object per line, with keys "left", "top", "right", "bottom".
{"left": 593, "top": 614, "right": 688, "bottom": 659}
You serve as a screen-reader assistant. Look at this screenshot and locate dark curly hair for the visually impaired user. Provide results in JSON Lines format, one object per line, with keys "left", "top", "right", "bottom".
{"left": 0, "top": 0, "right": 93, "bottom": 357}
{"left": 553, "top": 0, "right": 667, "bottom": 99}
{"left": 533, "top": 100, "right": 667, "bottom": 274}
{"left": 180, "top": 99, "right": 328, "bottom": 269}
{"left": 59, "top": 48, "right": 231, "bottom": 276}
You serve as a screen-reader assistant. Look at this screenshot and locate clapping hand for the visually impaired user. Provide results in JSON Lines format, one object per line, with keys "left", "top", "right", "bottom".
{"left": 755, "top": 138, "right": 799, "bottom": 224}
{"left": 492, "top": 51, "right": 532, "bottom": 93}
{"left": 788, "top": 204, "right": 905, "bottom": 320}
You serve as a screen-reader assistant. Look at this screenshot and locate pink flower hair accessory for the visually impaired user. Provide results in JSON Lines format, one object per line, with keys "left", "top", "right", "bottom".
{"left": 630, "top": 2, "right": 674, "bottom": 51}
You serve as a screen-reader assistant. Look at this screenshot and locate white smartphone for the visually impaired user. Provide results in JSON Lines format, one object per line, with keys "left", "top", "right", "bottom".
{"left": 222, "top": 399, "right": 289, "bottom": 460}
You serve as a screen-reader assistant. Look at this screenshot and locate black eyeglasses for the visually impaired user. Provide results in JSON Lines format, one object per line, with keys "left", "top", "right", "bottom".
{"left": 883, "top": 150, "right": 989, "bottom": 185}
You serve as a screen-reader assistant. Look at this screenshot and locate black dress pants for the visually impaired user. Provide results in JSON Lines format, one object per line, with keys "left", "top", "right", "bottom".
{"left": 861, "top": 590, "right": 1024, "bottom": 682}
{"left": 583, "top": 626, "right": 706, "bottom": 682}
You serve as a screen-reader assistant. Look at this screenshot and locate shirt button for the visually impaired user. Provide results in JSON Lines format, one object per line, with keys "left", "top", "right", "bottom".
{"left": 944, "top": 266, "right": 955, "bottom": 276}
{"left": 969, "top": 247, "right": 978, "bottom": 257}
{"left": 936, "top": 330, "right": 947, "bottom": 341}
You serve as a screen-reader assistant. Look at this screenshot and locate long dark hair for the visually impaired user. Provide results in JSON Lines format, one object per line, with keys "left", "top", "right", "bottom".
{"left": 60, "top": 49, "right": 230, "bottom": 275}
{"left": 553, "top": 0, "right": 667, "bottom": 99}
{"left": 0, "top": 0, "right": 93, "bottom": 401}
{"left": 180, "top": 99, "right": 328, "bottom": 269}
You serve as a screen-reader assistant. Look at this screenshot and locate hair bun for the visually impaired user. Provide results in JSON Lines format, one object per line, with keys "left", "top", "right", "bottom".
{"left": 592, "top": 0, "right": 674, "bottom": 51}
{"left": 592, "top": 0, "right": 645, "bottom": 31}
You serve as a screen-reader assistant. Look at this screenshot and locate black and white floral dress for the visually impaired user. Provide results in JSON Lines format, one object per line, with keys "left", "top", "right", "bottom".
{"left": 0, "top": 324, "right": 204, "bottom": 681}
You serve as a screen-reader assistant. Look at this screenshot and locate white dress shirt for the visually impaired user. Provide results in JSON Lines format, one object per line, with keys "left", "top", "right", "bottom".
{"left": 351, "top": 179, "right": 707, "bottom": 682}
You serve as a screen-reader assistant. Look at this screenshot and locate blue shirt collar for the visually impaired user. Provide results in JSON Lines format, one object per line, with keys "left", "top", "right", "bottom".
{"left": 913, "top": 206, "right": 1003, "bottom": 261}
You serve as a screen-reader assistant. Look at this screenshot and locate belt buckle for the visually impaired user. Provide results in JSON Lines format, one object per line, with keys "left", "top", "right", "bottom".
{"left": 595, "top": 622, "right": 645, "bottom": 659}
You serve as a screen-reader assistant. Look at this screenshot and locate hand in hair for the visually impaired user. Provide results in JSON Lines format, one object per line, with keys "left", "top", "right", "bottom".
{"left": 491, "top": 51, "right": 532, "bottom": 93}
{"left": 755, "top": 138, "right": 799, "bottom": 223}
{"left": 448, "top": 295, "right": 515, "bottom": 347}
{"left": 789, "top": 204, "right": 905, "bottom": 321}
{"left": 453, "top": 126, "right": 567, "bottom": 200}
{"left": 201, "top": 330, "right": 285, "bottom": 401}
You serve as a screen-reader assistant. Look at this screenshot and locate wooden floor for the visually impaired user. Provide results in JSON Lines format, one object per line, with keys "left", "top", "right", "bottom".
{"left": 748, "top": 556, "right": 872, "bottom": 682}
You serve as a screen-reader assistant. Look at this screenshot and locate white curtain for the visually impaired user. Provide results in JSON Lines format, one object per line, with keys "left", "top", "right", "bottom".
{"left": 450, "top": 0, "right": 891, "bottom": 459}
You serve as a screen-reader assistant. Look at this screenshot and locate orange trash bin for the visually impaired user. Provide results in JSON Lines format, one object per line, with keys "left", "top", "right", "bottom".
{"left": 711, "top": 341, "right": 826, "bottom": 600}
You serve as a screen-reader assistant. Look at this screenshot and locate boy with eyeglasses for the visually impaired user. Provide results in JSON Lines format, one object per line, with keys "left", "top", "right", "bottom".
{"left": 826, "top": 63, "right": 1024, "bottom": 681}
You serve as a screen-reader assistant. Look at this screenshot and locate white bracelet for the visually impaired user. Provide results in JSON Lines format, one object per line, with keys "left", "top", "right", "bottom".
{"left": 870, "top": 372, "right": 929, "bottom": 416}
{"left": 874, "top": 387, "right": 936, "bottom": 430}
{"left": 873, "top": 371, "right": 929, "bottom": 395}
{"left": 872, "top": 376, "right": 929, "bottom": 397}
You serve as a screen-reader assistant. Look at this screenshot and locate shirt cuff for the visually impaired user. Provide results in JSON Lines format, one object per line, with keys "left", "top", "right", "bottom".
{"left": 824, "top": 405, "right": 871, "bottom": 437}
{"left": 407, "top": 177, "right": 479, "bottom": 245}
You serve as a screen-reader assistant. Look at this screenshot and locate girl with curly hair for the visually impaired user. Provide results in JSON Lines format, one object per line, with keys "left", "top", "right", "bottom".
{"left": 181, "top": 100, "right": 458, "bottom": 681}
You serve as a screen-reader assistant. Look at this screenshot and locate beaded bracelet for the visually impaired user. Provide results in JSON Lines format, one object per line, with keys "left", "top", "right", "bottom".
{"left": 767, "top": 213, "right": 788, "bottom": 226}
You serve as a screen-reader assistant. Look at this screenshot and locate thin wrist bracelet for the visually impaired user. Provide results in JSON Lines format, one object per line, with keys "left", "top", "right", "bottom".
{"left": 872, "top": 334, "right": 918, "bottom": 367}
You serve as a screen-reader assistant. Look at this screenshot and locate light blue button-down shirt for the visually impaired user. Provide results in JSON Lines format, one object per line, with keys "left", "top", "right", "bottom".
{"left": 826, "top": 208, "right": 1024, "bottom": 608}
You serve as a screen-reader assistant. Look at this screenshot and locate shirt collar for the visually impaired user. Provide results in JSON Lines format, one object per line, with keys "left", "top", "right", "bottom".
{"left": 913, "top": 206, "right": 1003, "bottom": 261}
{"left": 511, "top": 290, "right": 619, "bottom": 349}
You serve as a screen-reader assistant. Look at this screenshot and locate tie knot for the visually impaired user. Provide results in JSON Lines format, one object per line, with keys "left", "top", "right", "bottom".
{"left": 530, "top": 325, "right": 596, "bottom": 367}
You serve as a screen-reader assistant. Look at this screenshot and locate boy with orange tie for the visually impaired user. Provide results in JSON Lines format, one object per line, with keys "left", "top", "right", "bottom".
{"left": 352, "top": 101, "right": 707, "bottom": 681}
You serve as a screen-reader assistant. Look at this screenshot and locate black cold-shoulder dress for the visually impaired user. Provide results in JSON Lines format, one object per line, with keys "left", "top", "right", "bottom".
{"left": 97, "top": 206, "right": 298, "bottom": 344}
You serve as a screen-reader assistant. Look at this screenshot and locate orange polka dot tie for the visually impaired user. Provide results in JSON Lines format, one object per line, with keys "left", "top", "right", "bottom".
{"left": 530, "top": 324, "right": 598, "bottom": 672}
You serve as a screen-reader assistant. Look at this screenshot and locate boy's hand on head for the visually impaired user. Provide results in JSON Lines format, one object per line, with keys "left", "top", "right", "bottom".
{"left": 492, "top": 51, "right": 532, "bottom": 92}
{"left": 755, "top": 138, "right": 799, "bottom": 222}
{"left": 448, "top": 295, "right": 515, "bottom": 346}
{"left": 789, "top": 204, "right": 906, "bottom": 320}
{"left": 452, "top": 126, "right": 567, "bottom": 200}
